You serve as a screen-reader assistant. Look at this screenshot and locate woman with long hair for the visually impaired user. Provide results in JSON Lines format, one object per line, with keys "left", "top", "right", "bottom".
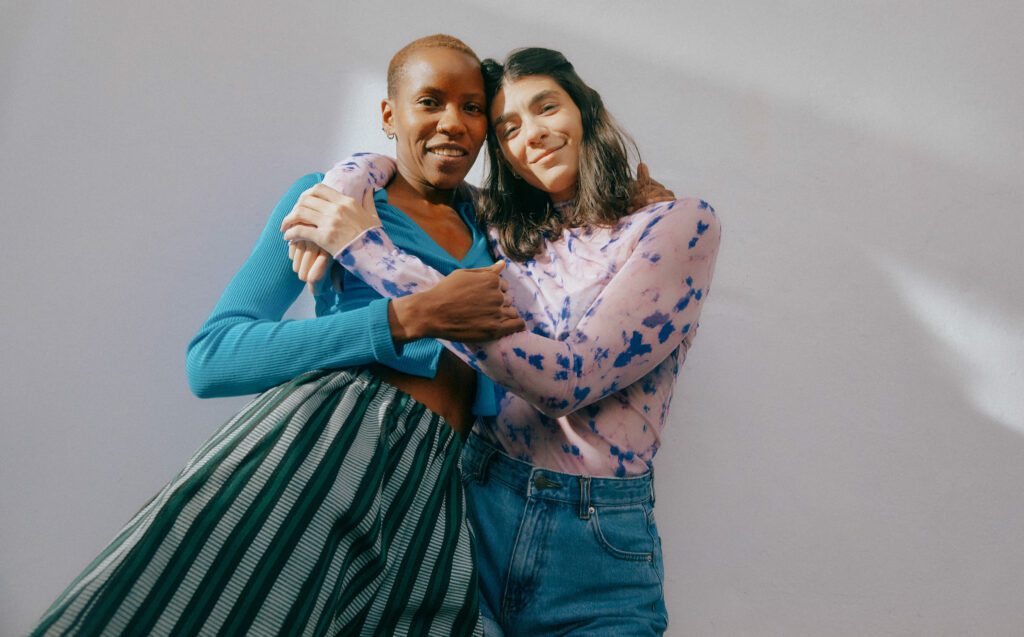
{"left": 29, "top": 34, "right": 521, "bottom": 636}
{"left": 283, "top": 47, "right": 722, "bottom": 636}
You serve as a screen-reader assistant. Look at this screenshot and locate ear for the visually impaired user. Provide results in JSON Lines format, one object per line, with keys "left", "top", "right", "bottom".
{"left": 381, "top": 99, "right": 395, "bottom": 137}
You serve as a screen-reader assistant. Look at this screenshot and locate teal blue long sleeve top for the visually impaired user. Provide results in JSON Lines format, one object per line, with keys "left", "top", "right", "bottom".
{"left": 185, "top": 173, "right": 499, "bottom": 415}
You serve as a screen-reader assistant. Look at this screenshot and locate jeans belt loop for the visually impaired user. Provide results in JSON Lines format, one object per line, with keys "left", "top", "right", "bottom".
{"left": 650, "top": 468, "right": 656, "bottom": 507}
{"left": 475, "top": 446, "right": 497, "bottom": 485}
{"left": 578, "top": 476, "right": 592, "bottom": 520}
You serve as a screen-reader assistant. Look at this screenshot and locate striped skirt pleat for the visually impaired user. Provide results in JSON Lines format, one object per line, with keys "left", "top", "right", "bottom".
{"left": 29, "top": 368, "right": 481, "bottom": 637}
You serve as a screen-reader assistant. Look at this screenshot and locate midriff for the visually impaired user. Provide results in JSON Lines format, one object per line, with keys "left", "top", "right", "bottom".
{"left": 368, "top": 349, "right": 476, "bottom": 436}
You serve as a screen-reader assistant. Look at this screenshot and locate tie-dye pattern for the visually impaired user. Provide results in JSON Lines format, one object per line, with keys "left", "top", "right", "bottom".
{"left": 322, "top": 155, "right": 721, "bottom": 476}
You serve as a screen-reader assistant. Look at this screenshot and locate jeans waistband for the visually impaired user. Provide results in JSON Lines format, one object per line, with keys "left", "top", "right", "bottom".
{"left": 462, "top": 433, "right": 654, "bottom": 519}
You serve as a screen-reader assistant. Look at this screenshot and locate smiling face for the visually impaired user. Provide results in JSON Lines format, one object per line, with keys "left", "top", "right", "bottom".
{"left": 490, "top": 75, "right": 584, "bottom": 202}
{"left": 382, "top": 47, "right": 488, "bottom": 194}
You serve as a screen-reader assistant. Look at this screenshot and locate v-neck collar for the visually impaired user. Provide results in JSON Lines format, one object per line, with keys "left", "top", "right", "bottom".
{"left": 373, "top": 187, "right": 483, "bottom": 266}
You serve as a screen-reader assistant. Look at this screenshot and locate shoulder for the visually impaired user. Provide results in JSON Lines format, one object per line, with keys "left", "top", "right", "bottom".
{"left": 617, "top": 197, "right": 721, "bottom": 258}
{"left": 281, "top": 172, "right": 326, "bottom": 201}
{"left": 264, "top": 173, "right": 325, "bottom": 224}
{"left": 636, "top": 197, "right": 720, "bottom": 238}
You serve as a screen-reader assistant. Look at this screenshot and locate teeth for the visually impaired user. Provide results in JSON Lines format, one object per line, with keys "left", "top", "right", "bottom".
{"left": 429, "top": 147, "right": 466, "bottom": 157}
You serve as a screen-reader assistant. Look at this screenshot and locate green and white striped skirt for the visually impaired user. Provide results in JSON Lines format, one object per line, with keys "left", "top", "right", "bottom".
{"left": 30, "top": 368, "right": 481, "bottom": 636}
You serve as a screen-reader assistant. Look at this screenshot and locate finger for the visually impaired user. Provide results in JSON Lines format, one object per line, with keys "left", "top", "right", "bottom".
{"left": 281, "top": 205, "right": 323, "bottom": 231}
{"left": 307, "top": 280, "right": 318, "bottom": 295}
{"left": 362, "top": 187, "right": 376, "bottom": 215}
{"left": 288, "top": 241, "right": 296, "bottom": 260}
{"left": 499, "top": 317, "right": 527, "bottom": 334}
{"left": 306, "top": 185, "right": 360, "bottom": 212}
{"left": 291, "top": 242, "right": 306, "bottom": 273}
{"left": 307, "top": 193, "right": 365, "bottom": 224}
{"left": 282, "top": 224, "right": 319, "bottom": 244}
{"left": 295, "top": 242, "right": 313, "bottom": 279}
{"left": 636, "top": 162, "right": 651, "bottom": 185}
{"left": 307, "top": 250, "right": 330, "bottom": 284}
{"left": 463, "top": 260, "right": 507, "bottom": 275}
{"left": 647, "top": 178, "right": 671, "bottom": 195}
{"left": 299, "top": 244, "right": 317, "bottom": 281}
{"left": 307, "top": 183, "right": 347, "bottom": 204}
{"left": 499, "top": 278, "right": 509, "bottom": 293}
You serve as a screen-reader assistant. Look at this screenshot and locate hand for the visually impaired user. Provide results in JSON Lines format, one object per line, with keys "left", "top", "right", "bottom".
{"left": 628, "top": 162, "right": 676, "bottom": 212}
{"left": 288, "top": 240, "right": 331, "bottom": 295}
{"left": 391, "top": 261, "right": 527, "bottom": 343}
{"left": 280, "top": 183, "right": 381, "bottom": 256}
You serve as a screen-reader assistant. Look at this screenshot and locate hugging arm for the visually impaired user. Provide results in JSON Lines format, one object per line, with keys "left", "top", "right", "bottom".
{"left": 185, "top": 173, "right": 440, "bottom": 398}
{"left": 335, "top": 197, "right": 721, "bottom": 417}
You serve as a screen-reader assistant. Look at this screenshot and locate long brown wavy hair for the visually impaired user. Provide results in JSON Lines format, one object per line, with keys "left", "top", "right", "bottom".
{"left": 479, "top": 48, "right": 638, "bottom": 261}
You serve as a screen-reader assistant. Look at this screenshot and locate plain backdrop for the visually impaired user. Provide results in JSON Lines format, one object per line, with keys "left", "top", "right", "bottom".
{"left": 2, "top": 1, "right": 1023, "bottom": 635}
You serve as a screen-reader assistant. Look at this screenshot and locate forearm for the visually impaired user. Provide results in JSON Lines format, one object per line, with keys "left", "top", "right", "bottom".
{"left": 335, "top": 229, "right": 589, "bottom": 415}
{"left": 186, "top": 173, "right": 440, "bottom": 398}
{"left": 186, "top": 301, "right": 402, "bottom": 397}
{"left": 337, "top": 198, "right": 722, "bottom": 417}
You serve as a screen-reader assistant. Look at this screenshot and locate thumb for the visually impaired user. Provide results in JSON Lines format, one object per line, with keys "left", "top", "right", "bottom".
{"left": 636, "top": 162, "right": 651, "bottom": 185}
{"left": 462, "top": 259, "right": 506, "bottom": 274}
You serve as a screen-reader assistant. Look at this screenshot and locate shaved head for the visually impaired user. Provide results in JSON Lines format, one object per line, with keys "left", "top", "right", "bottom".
{"left": 387, "top": 34, "right": 480, "bottom": 98}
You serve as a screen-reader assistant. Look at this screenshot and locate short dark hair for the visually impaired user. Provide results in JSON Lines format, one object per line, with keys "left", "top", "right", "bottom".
{"left": 480, "top": 47, "right": 638, "bottom": 261}
{"left": 386, "top": 34, "right": 481, "bottom": 98}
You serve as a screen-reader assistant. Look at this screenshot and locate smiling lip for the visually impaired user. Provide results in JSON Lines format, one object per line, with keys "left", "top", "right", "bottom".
{"left": 427, "top": 143, "right": 469, "bottom": 158}
{"left": 529, "top": 143, "right": 565, "bottom": 164}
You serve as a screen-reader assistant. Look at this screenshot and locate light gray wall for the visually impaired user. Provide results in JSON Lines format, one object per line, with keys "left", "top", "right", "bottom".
{"left": 3, "top": 1, "right": 1022, "bottom": 635}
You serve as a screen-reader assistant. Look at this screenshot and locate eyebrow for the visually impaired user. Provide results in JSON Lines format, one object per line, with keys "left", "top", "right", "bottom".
{"left": 493, "top": 89, "right": 561, "bottom": 129}
{"left": 414, "top": 86, "right": 486, "bottom": 101}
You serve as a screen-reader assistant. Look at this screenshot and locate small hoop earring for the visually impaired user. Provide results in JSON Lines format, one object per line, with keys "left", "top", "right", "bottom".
{"left": 382, "top": 127, "right": 396, "bottom": 140}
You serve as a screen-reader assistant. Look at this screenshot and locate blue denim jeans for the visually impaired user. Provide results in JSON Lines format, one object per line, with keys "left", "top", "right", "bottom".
{"left": 461, "top": 433, "right": 668, "bottom": 636}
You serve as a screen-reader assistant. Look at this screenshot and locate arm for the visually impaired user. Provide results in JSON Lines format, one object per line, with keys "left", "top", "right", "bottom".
{"left": 289, "top": 154, "right": 398, "bottom": 287}
{"left": 185, "top": 173, "right": 440, "bottom": 398}
{"left": 333, "top": 198, "right": 721, "bottom": 417}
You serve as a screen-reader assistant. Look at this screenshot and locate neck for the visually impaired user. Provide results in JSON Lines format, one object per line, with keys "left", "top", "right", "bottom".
{"left": 388, "top": 171, "right": 457, "bottom": 207}
{"left": 551, "top": 198, "right": 575, "bottom": 214}
{"left": 549, "top": 182, "right": 578, "bottom": 208}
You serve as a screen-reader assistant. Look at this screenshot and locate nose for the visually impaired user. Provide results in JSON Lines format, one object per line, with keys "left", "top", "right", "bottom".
{"left": 437, "top": 104, "right": 468, "bottom": 138}
{"left": 523, "top": 117, "right": 548, "bottom": 147}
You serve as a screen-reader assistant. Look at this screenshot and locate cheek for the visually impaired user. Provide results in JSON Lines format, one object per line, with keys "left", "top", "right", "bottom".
{"left": 500, "top": 141, "right": 524, "bottom": 169}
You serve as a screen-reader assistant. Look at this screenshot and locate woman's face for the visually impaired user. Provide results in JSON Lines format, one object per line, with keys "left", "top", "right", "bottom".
{"left": 382, "top": 48, "right": 488, "bottom": 192}
{"left": 489, "top": 75, "right": 584, "bottom": 202}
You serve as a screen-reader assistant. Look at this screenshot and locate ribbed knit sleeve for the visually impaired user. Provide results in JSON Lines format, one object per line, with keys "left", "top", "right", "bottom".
{"left": 185, "top": 173, "right": 436, "bottom": 398}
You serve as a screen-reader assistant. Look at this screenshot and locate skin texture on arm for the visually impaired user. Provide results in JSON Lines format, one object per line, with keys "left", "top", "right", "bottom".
{"left": 185, "top": 173, "right": 440, "bottom": 398}
{"left": 332, "top": 197, "right": 722, "bottom": 417}
{"left": 288, "top": 154, "right": 398, "bottom": 288}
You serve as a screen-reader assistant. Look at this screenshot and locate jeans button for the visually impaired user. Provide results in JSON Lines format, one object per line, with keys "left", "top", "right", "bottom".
{"left": 588, "top": 506, "right": 595, "bottom": 514}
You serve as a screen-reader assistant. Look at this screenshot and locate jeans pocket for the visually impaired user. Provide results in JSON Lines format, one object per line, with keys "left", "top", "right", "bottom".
{"left": 589, "top": 503, "right": 656, "bottom": 562}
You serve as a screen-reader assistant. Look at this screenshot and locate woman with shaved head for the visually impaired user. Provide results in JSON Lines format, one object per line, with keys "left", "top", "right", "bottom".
{"left": 28, "top": 34, "right": 515, "bottom": 637}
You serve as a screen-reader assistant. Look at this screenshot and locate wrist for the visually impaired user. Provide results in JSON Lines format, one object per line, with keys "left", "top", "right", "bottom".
{"left": 388, "top": 296, "right": 427, "bottom": 343}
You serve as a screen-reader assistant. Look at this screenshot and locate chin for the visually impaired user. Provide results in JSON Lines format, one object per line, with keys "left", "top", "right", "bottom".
{"left": 541, "top": 177, "right": 576, "bottom": 198}
{"left": 427, "top": 172, "right": 465, "bottom": 190}
{"left": 530, "top": 165, "right": 571, "bottom": 192}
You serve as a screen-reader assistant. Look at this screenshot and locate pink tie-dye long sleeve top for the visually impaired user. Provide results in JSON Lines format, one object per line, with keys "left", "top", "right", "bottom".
{"left": 322, "top": 155, "right": 721, "bottom": 477}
